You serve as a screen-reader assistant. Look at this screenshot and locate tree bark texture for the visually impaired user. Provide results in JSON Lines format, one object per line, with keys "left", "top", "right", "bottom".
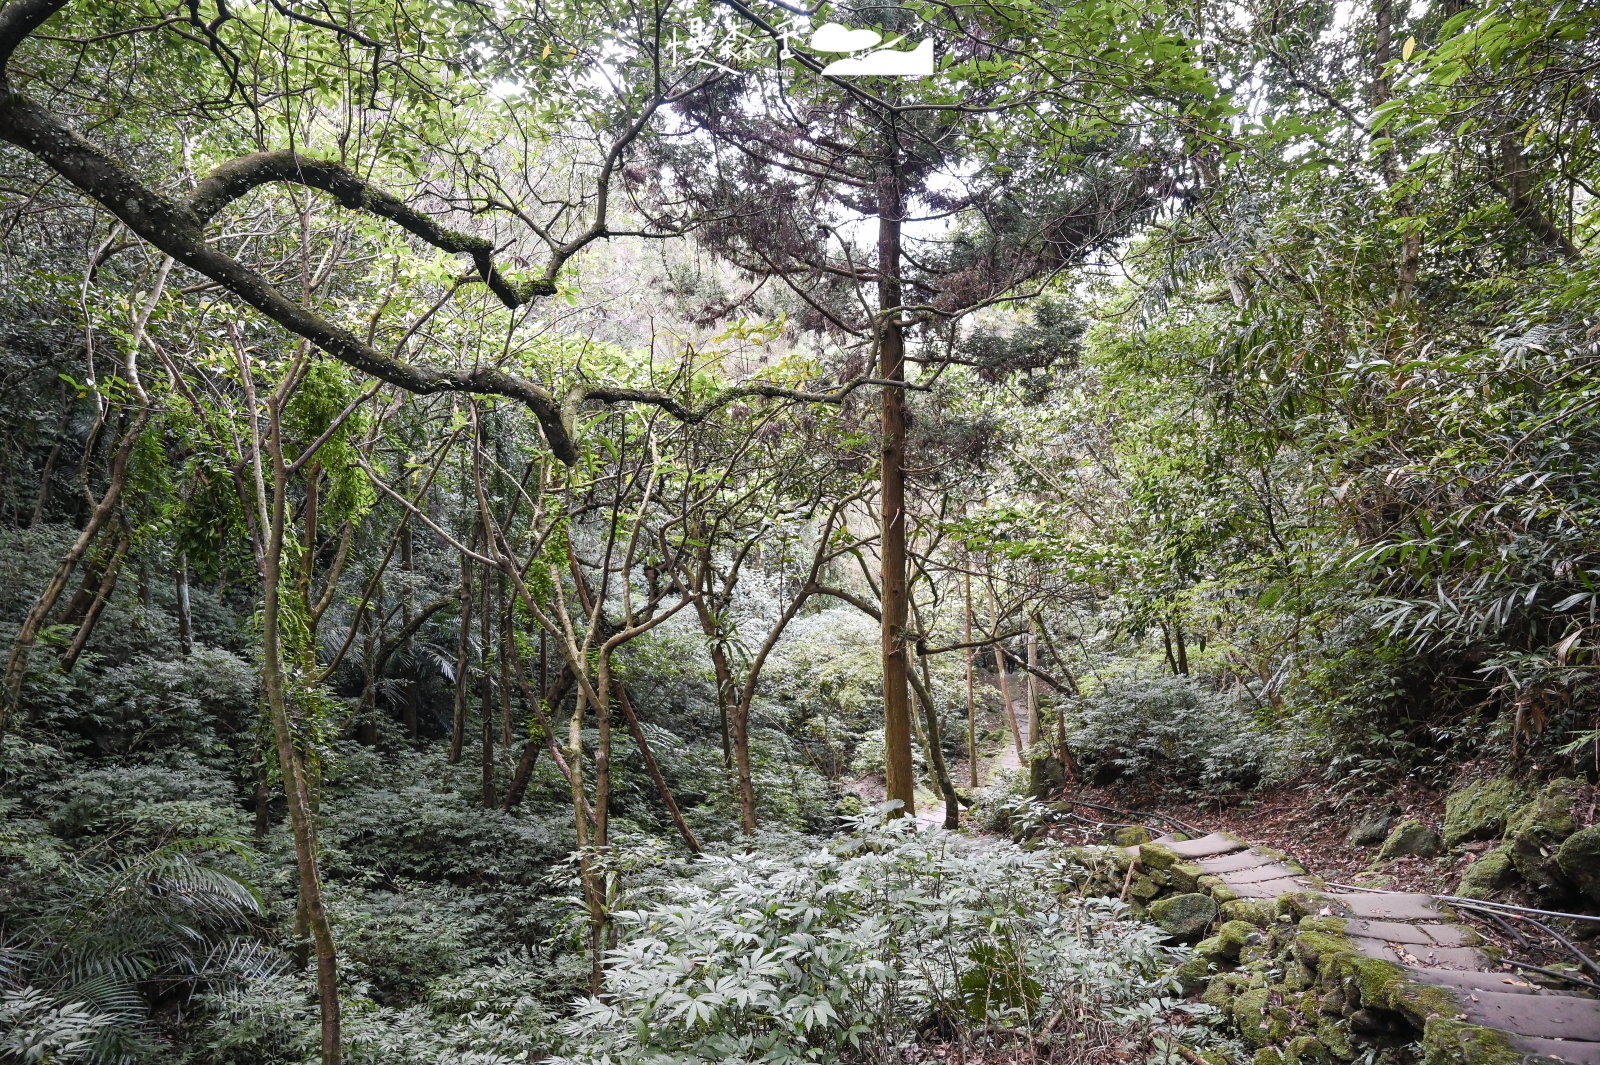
{"left": 878, "top": 160, "right": 914, "bottom": 819}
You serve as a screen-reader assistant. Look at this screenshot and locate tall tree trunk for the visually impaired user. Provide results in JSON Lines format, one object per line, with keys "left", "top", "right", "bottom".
{"left": 729, "top": 689, "right": 758, "bottom": 833}
{"left": 28, "top": 397, "right": 71, "bottom": 529}
{"left": 1026, "top": 629, "right": 1045, "bottom": 791}
{"left": 692, "top": 591, "right": 736, "bottom": 770}
{"left": 3, "top": 256, "right": 169, "bottom": 731}
{"left": 61, "top": 531, "right": 128, "bottom": 672}
{"left": 59, "top": 547, "right": 108, "bottom": 627}
{"left": 504, "top": 652, "right": 579, "bottom": 811}
{"left": 254, "top": 371, "right": 341, "bottom": 1065}
{"left": 1173, "top": 618, "right": 1189, "bottom": 676}
{"left": 910, "top": 661, "right": 961, "bottom": 828}
{"left": 613, "top": 682, "right": 700, "bottom": 853}
{"left": 878, "top": 155, "right": 914, "bottom": 820}
{"left": 175, "top": 552, "right": 192, "bottom": 655}
{"left": 964, "top": 571, "right": 977, "bottom": 787}
{"left": 448, "top": 551, "right": 472, "bottom": 764}
{"left": 498, "top": 574, "right": 513, "bottom": 750}
{"left": 480, "top": 560, "right": 496, "bottom": 808}
{"left": 400, "top": 520, "right": 415, "bottom": 737}
{"left": 995, "top": 643, "right": 1021, "bottom": 758}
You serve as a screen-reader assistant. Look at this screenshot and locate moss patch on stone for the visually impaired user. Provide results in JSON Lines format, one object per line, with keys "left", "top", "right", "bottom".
{"left": 1138, "top": 841, "right": 1183, "bottom": 870}
{"left": 1377, "top": 819, "right": 1444, "bottom": 860}
{"left": 1175, "top": 953, "right": 1212, "bottom": 993}
{"left": 1224, "top": 898, "right": 1280, "bottom": 926}
{"left": 1199, "top": 874, "right": 1241, "bottom": 905}
{"left": 1171, "top": 861, "right": 1204, "bottom": 893}
{"left": 1151, "top": 892, "right": 1219, "bottom": 939}
{"left": 1455, "top": 846, "right": 1518, "bottom": 900}
{"left": 1505, "top": 778, "right": 1578, "bottom": 892}
{"left": 1558, "top": 823, "right": 1600, "bottom": 904}
{"left": 1421, "top": 1017, "right": 1523, "bottom": 1065}
{"left": 1443, "top": 777, "right": 1526, "bottom": 847}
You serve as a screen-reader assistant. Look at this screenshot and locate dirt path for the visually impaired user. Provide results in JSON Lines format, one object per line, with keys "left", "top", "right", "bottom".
{"left": 915, "top": 683, "right": 1029, "bottom": 830}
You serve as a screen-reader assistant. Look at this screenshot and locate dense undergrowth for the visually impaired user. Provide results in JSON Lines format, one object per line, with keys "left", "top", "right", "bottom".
{"left": 0, "top": 0, "right": 1597, "bottom": 1063}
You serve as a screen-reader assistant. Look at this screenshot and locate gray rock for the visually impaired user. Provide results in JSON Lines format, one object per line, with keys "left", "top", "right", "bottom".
{"left": 1376, "top": 819, "right": 1443, "bottom": 860}
{"left": 1456, "top": 845, "right": 1519, "bottom": 899}
{"left": 1148, "top": 892, "right": 1218, "bottom": 939}
{"left": 1345, "top": 814, "right": 1392, "bottom": 847}
{"left": 1443, "top": 776, "right": 1526, "bottom": 847}
{"left": 1558, "top": 824, "right": 1600, "bottom": 904}
{"left": 1506, "top": 778, "right": 1578, "bottom": 894}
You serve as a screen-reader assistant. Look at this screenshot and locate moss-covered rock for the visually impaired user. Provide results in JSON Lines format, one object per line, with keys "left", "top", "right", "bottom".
{"left": 1252, "top": 1049, "right": 1284, "bottom": 1065}
{"left": 1224, "top": 898, "right": 1280, "bottom": 926}
{"left": 1558, "top": 824, "right": 1600, "bottom": 904}
{"left": 1505, "top": 778, "right": 1578, "bottom": 893}
{"left": 1279, "top": 892, "right": 1344, "bottom": 921}
{"left": 1443, "top": 777, "right": 1527, "bottom": 847}
{"left": 1171, "top": 860, "right": 1205, "bottom": 893}
{"left": 1284, "top": 1035, "right": 1329, "bottom": 1065}
{"left": 1176, "top": 953, "right": 1212, "bottom": 994}
{"left": 1316, "top": 1017, "right": 1353, "bottom": 1061}
{"left": 1198, "top": 920, "right": 1262, "bottom": 964}
{"left": 1129, "top": 874, "right": 1163, "bottom": 899}
{"left": 1111, "top": 825, "right": 1152, "bottom": 846}
{"left": 1138, "top": 840, "right": 1183, "bottom": 870}
{"left": 1151, "top": 892, "right": 1219, "bottom": 939}
{"left": 1199, "top": 874, "right": 1242, "bottom": 905}
{"left": 1345, "top": 814, "right": 1392, "bottom": 848}
{"left": 1455, "top": 846, "right": 1518, "bottom": 900}
{"left": 1234, "top": 988, "right": 1275, "bottom": 1048}
{"left": 1203, "top": 974, "right": 1236, "bottom": 1010}
{"left": 1376, "top": 819, "right": 1443, "bottom": 860}
{"left": 1421, "top": 1017, "right": 1523, "bottom": 1065}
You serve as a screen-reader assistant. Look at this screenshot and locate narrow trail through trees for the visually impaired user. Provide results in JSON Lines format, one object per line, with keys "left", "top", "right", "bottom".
{"left": 1130, "top": 831, "right": 1600, "bottom": 1061}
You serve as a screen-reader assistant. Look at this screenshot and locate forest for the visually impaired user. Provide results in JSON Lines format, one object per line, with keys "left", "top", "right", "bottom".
{"left": 0, "top": 0, "right": 1595, "bottom": 1063}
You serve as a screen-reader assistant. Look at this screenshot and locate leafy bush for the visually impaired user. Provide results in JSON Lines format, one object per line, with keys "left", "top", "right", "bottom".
{"left": 551, "top": 813, "right": 1194, "bottom": 1065}
{"left": 1067, "top": 675, "right": 1277, "bottom": 792}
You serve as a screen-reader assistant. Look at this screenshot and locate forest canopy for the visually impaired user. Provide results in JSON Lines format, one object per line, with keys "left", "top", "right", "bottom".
{"left": 0, "top": 0, "right": 1594, "bottom": 1062}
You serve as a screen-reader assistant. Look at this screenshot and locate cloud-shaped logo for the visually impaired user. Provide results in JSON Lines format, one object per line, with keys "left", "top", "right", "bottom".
{"left": 809, "top": 22, "right": 882, "bottom": 53}
{"left": 820, "top": 36, "right": 932, "bottom": 77}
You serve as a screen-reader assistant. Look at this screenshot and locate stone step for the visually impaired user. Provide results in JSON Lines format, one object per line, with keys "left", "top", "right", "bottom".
{"left": 1458, "top": 990, "right": 1600, "bottom": 1041}
{"left": 1196, "top": 849, "right": 1281, "bottom": 874}
{"left": 1221, "top": 862, "right": 1307, "bottom": 885}
{"left": 1342, "top": 919, "right": 1476, "bottom": 947}
{"left": 1227, "top": 875, "right": 1311, "bottom": 898}
{"left": 1507, "top": 1035, "right": 1600, "bottom": 1063}
{"left": 1134, "top": 832, "right": 1245, "bottom": 858}
{"left": 1350, "top": 937, "right": 1491, "bottom": 970}
{"left": 1331, "top": 891, "right": 1447, "bottom": 921}
{"left": 1404, "top": 968, "right": 1583, "bottom": 997}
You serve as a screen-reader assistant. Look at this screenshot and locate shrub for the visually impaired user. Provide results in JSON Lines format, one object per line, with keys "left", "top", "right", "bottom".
{"left": 551, "top": 813, "right": 1195, "bottom": 1065}
{"left": 1067, "top": 675, "right": 1276, "bottom": 792}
